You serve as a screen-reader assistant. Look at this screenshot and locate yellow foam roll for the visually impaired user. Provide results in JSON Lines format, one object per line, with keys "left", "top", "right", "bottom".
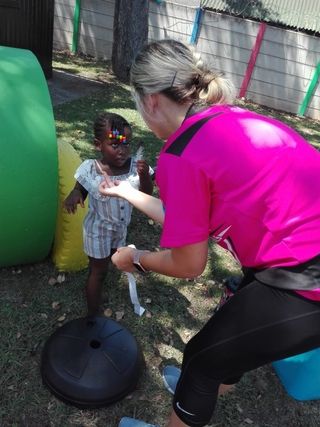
{"left": 52, "top": 140, "right": 88, "bottom": 271}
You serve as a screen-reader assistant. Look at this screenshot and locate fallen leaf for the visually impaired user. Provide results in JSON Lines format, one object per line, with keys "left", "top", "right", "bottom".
{"left": 244, "top": 419, "right": 253, "bottom": 425}
{"left": 16, "top": 332, "right": 21, "bottom": 339}
{"left": 195, "top": 282, "right": 204, "bottom": 289}
{"left": 145, "top": 298, "right": 152, "bottom": 304}
{"left": 57, "top": 314, "right": 66, "bottom": 322}
{"left": 52, "top": 301, "right": 60, "bottom": 310}
{"left": 104, "top": 308, "right": 113, "bottom": 317}
{"left": 236, "top": 404, "right": 243, "bottom": 413}
{"left": 146, "top": 311, "right": 152, "bottom": 318}
{"left": 57, "top": 273, "right": 65, "bottom": 283}
{"left": 40, "top": 313, "right": 48, "bottom": 319}
{"left": 48, "top": 277, "right": 57, "bottom": 286}
{"left": 47, "top": 400, "right": 55, "bottom": 410}
{"left": 116, "top": 310, "right": 124, "bottom": 321}
{"left": 148, "top": 219, "right": 154, "bottom": 225}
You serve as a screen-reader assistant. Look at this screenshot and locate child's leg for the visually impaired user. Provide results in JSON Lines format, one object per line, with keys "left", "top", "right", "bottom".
{"left": 86, "top": 256, "right": 110, "bottom": 316}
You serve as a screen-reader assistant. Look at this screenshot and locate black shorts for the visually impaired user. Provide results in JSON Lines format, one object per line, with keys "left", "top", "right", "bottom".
{"left": 172, "top": 280, "right": 320, "bottom": 426}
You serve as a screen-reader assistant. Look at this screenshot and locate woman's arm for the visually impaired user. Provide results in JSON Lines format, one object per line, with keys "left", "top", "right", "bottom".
{"left": 99, "top": 180, "right": 164, "bottom": 224}
{"left": 112, "top": 240, "right": 208, "bottom": 279}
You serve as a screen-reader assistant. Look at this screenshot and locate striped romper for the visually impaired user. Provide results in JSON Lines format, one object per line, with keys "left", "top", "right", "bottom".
{"left": 75, "top": 157, "right": 150, "bottom": 259}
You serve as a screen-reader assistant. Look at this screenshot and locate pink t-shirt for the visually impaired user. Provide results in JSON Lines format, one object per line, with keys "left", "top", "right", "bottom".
{"left": 156, "top": 105, "right": 320, "bottom": 299}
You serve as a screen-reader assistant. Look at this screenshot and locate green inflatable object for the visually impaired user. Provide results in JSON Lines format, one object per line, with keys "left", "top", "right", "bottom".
{"left": 0, "top": 46, "right": 58, "bottom": 267}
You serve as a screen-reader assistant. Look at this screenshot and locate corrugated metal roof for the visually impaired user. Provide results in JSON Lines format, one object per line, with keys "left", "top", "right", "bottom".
{"left": 200, "top": 0, "right": 320, "bottom": 33}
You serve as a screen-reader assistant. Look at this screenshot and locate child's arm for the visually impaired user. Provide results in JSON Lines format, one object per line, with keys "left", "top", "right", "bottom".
{"left": 63, "top": 181, "right": 88, "bottom": 214}
{"left": 136, "top": 160, "right": 154, "bottom": 195}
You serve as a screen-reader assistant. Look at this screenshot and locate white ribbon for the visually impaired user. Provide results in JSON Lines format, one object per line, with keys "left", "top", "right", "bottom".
{"left": 126, "top": 272, "right": 145, "bottom": 316}
{"left": 126, "top": 244, "right": 146, "bottom": 316}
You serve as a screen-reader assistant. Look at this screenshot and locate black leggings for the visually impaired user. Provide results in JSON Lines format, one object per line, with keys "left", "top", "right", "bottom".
{"left": 173, "top": 281, "right": 320, "bottom": 426}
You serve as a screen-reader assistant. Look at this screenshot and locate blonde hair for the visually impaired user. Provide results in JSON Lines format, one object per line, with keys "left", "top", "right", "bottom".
{"left": 130, "top": 39, "right": 235, "bottom": 108}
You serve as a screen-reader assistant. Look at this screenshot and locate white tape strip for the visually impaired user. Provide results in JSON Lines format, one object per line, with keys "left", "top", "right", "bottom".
{"left": 126, "top": 272, "right": 145, "bottom": 316}
{"left": 126, "top": 244, "right": 146, "bottom": 316}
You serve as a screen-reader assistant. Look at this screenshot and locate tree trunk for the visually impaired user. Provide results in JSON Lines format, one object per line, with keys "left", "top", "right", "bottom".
{"left": 112, "top": 0, "right": 149, "bottom": 83}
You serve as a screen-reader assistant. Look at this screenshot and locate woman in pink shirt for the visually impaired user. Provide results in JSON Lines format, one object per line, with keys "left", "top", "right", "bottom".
{"left": 100, "top": 39, "right": 320, "bottom": 427}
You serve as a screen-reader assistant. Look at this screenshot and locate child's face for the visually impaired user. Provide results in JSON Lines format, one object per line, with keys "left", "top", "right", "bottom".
{"left": 97, "top": 126, "right": 132, "bottom": 167}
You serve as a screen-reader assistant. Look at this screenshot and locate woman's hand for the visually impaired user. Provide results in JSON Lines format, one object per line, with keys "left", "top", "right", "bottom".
{"left": 111, "top": 240, "right": 208, "bottom": 278}
{"left": 111, "top": 246, "right": 136, "bottom": 272}
{"left": 100, "top": 179, "right": 165, "bottom": 224}
{"left": 99, "top": 179, "right": 134, "bottom": 198}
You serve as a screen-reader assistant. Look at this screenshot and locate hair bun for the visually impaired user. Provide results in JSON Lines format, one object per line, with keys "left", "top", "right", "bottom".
{"left": 192, "top": 73, "right": 201, "bottom": 86}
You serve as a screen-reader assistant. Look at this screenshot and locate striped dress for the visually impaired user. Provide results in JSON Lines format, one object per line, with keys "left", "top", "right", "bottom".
{"left": 75, "top": 157, "right": 151, "bottom": 259}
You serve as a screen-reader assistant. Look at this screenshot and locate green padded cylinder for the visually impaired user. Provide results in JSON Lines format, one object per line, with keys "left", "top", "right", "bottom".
{"left": 0, "top": 46, "right": 58, "bottom": 267}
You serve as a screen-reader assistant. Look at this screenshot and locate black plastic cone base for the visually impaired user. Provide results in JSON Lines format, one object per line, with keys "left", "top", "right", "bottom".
{"left": 41, "top": 316, "right": 143, "bottom": 408}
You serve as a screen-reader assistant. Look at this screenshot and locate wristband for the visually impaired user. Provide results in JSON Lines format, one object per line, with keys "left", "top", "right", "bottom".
{"left": 132, "top": 249, "right": 149, "bottom": 273}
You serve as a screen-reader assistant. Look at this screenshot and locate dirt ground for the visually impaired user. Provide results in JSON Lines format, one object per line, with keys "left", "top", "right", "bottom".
{"left": 47, "top": 69, "right": 104, "bottom": 106}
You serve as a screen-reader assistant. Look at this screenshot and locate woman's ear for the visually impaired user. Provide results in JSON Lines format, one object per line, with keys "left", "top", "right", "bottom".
{"left": 143, "top": 93, "right": 159, "bottom": 115}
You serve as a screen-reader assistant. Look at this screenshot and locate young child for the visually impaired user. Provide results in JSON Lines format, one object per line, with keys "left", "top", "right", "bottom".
{"left": 64, "top": 112, "right": 154, "bottom": 316}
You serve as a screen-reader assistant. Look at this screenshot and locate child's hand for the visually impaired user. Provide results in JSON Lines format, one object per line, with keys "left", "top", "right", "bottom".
{"left": 136, "top": 160, "right": 153, "bottom": 195}
{"left": 136, "top": 160, "right": 149, "bottom": 177}
{"left": 63, "top": 189, "right": 85, "bottom": 214}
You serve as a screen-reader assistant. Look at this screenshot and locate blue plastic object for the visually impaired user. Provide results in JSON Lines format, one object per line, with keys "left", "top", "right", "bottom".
{"left": 162, "top": 365, "right": 181, "bottom": 395}
{"left": 272, "top": 348, "right": 320, "bottom": 401}
{"left": 119, "top": 418, "right": 158, "bottom": 427}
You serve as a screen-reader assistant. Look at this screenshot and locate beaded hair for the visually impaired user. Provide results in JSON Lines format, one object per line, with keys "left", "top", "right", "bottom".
{"left": 93, "top": 112, "right": 132, "bottom": 144}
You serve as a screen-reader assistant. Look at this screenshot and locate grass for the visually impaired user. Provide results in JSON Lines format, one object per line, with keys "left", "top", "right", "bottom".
{"left": 1, "top": 51, "right": 320, "bottom": 427}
